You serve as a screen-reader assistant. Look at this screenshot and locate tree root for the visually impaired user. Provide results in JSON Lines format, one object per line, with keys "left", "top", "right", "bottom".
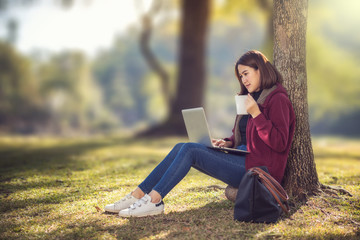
{"left": 224, "top": 183, "right": 353, "bottom": 203}
{"left": 319, "top": 183, "right": 352, "bottom": 197}
{"left": 207, "top": 185, "right": 225, "bottom": 190}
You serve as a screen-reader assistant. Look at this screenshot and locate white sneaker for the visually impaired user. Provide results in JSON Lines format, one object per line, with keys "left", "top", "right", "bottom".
{"left": 118, "top": 194, "right": 164, "bottom": 217}
{"left": 104, "top": 193, "right": 138, "bottom": 213}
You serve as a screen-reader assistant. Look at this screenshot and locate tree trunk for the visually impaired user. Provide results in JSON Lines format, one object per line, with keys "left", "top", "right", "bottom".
{"left": 139, "top": 0, "right": 172, "bottom": 106}
{"left": 138, "top": 0, "right": 210, "bottom": 136}
{"left": 273, "top": 0, "right": 320, "bottom": 199}
{"left": 169, "top": 0, "right": 210, "bottom": 128}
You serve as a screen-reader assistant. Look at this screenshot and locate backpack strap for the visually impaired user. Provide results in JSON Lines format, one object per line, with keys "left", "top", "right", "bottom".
{"left": 250, "top": 167, "right": 290, "bottom": 214}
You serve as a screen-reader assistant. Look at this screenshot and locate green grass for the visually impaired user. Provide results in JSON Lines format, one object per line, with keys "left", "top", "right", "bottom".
{"left": 0, "top": 135, "right": 359, "bottom": 239}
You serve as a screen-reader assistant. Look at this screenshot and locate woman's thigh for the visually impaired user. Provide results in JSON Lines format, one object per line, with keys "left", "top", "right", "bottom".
{"left": 181, "top": 143, "right": 246, "bottom": 188}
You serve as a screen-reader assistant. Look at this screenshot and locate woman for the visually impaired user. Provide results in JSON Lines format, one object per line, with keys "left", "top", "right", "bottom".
{"left": 105, "top": 50, "right": 295, "bottom": 217}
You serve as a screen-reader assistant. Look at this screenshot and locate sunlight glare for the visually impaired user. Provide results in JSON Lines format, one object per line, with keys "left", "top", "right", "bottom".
{"left": 11, "top": 0, "right": 153, "bottom": 55}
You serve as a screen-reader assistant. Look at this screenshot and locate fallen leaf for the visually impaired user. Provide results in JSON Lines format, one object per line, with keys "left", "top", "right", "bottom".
{"left": 182, "top": 227, "right": 191, "bottom": 232}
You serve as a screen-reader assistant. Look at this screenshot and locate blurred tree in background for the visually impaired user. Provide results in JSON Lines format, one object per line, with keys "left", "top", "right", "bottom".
{"left": 34, "top": 51, "right": 115, "bottom": 134}
{"left": 0, "top": 0, "right": 359, "bottom": 136}
{"left": 93, "top": 33, "right": 149, "bottom": 130}
{"left": 0, "top": 41, "right": 46, "bottom": 133}
{"left": 139, "top": 0, "right": 210, "bottom": 136}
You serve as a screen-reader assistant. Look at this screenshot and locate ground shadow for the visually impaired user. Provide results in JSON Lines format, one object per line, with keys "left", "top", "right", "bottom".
{"left": 57, "top": 200, "right": 272, "bottom": 239}
{"left": 0, "top": 136, "right": 153, "bottom": 178}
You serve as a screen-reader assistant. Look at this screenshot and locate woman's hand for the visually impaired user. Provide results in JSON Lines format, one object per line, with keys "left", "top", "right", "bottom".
{"left": 246, "top": 94, "right": 261, "bottom": 118}
{"left": 212, "top": 139, "right": 233, "bottom": 148}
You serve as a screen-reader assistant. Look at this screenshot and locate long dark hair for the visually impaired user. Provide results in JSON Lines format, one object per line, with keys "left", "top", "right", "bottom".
{"left": 235, "top": 50, "right": 283, "bottom": 95}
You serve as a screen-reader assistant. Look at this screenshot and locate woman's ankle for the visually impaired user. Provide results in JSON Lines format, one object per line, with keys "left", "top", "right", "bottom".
{"left": 131, "top": 187, "right": 145, "bottom": 199}
{"left": 149, "top": 190, "right": 162, "bottom": 203}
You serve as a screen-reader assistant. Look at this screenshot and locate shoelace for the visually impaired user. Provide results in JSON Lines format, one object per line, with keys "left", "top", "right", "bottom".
{"left": 130, "top": 196, "right": 148, "bottom": 210}
{"left": 114, "top": 194, "right": 132, "bottom": 206}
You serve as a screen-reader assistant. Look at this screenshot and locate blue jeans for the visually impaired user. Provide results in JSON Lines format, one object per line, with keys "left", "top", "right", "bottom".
{"left": 138, "top": 142, "right": 246, "bottom": 198}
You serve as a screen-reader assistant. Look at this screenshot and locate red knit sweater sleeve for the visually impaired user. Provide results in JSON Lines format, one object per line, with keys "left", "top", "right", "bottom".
{"left": 252, "top": 94, "right": 292, "bottom": 152}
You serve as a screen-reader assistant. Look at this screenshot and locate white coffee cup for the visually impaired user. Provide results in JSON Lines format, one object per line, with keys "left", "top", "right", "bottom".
{"left": 235, "top": 95, "right": 248, "bottom": 115}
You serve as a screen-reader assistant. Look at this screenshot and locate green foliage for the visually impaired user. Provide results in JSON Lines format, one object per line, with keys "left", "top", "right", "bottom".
{"left": 307, "top": 36, "right": 360, "bottom": 119}
{"left": 34, "top": 51, "right": 114, "bottom": 133}
{"left": 92, "top": 34, "right": 149, "bottom": 128}
{"left": 23, "top": 51, "right": 115, "bottom": 134}
{"left": 0, "top": 136, "right": 359, "bottom": 239}
{"left": 0, "top": 41, "right": 45, "bottom": 132}
{"left": 309, "top": 0, "right": 360, "bottom": 59}
{"left": 0, "top": 43, "right": 119, "bottom": 134}
{"left": 0, "top": 42, "right": 33, "bottom": 108}
{"left": 307, "top": 0, "right": 360, "bottom": 135}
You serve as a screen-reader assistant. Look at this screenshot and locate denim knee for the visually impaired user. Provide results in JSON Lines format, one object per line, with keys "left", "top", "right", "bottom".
{"left": 180, "top": 142, "right": 204, "bottom": 151}
{"left": 174, "top": 142, "right": 185, "bottom": 149}
{"left": 177, "top": 142, "right": 206, "bottom": 163}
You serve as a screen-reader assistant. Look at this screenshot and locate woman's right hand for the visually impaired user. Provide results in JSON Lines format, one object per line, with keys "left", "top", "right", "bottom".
{"left": 212, "top": 139, "right": 233, "bottom": 148}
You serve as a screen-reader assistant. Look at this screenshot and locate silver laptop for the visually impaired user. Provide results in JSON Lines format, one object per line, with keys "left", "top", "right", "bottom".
{"left": 182, "top": 107, "right": 249, "bottom": 154}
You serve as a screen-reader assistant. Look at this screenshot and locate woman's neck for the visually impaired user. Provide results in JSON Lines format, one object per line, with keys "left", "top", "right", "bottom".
{"left": 252, "top": 90, "right": 263, "bottom": 101}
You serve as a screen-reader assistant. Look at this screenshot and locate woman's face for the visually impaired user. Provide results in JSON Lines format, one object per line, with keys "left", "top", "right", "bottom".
{"left": 237, "top": 64, "right": 261, "bottom": 93}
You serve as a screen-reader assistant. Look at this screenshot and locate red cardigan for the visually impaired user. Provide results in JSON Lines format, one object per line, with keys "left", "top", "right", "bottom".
{"left": 227, "top": 84, "right": 295, "bottom": 183}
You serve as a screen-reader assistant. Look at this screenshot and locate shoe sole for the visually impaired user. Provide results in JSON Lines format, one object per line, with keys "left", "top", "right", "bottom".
{"left": 119, "top": 210, "right": 164, "bottom": 218}
{"left": 105, "top": 209, "right": 121, "bottom": 213}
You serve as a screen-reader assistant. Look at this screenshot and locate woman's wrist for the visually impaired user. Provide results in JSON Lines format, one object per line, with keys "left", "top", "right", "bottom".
{"left": 251, "top": 110, "right": 261, "bottom": 118}
{"left": 223, "top": 139, "right": 233, "bottom": 148}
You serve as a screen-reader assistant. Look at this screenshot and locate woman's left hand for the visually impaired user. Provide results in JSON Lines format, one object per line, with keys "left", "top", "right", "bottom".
{"left": 212, "top": 139, "right": 233, "bottom": 148}
{"left": 246, "top": 94, "right": 261, "bottom": 118}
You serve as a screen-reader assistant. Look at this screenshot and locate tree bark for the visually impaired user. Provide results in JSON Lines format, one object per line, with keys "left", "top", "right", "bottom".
{"left": 273, "top": 0, "right": 320, "bottom": 199}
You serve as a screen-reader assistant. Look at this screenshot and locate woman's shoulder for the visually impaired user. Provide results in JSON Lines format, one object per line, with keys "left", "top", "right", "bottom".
{"left": 268, "top": 93, "right": 292, "bottom": 108}
{"left": 263, "top": 84, "right": 290, "bottom": 105}
{"left": 267, "top": 88, "right": 295, "bottom": 116}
